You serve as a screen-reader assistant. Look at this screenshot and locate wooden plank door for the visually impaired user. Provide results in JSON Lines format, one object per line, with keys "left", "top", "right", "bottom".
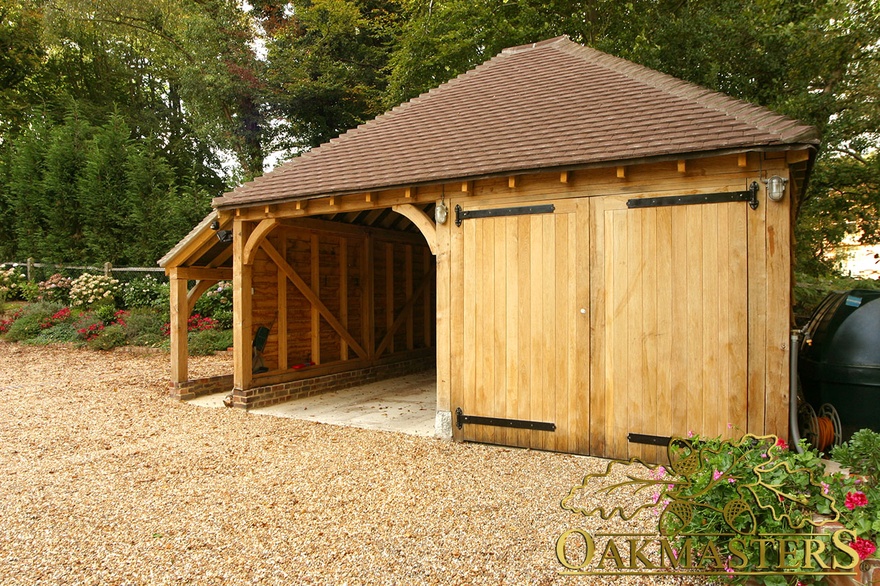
{"left": 590, "top": 196, "right": 749, "bottom": 462}
{"left": 454, "top": 200, "right": 590, "bottom": 453}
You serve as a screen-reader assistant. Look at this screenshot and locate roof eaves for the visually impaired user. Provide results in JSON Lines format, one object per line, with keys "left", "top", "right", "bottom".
{"left": 214, "top": 142, "right": 818, "bottom": 212}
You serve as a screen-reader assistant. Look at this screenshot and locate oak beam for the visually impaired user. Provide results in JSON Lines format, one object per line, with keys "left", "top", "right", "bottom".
{"left": 187, "top": 280, "right": 217, "bottom": 315}
{"left": 280, "top": 216, "right": 427, "bottom": 247}
{"left": 260, "top": 239, "right": 368, "bottom": 359}
{"left": 391, "top": 204, "right": 438, "bottom": 254}
{"left": 277, "top": 234, "right": 288, "bottom": 370}
{"left": 560, "top": 171, "right": 569, "bottom": 184}
{"left": 787, "top": 150, "right": 810, "bottom": 164}
{"left": 170, "top": 275, "right": 189, "bottom": 384}
{"left": 677, "top": 160, "right": 687, "bottom": 173}
{"left": 386, "top": 242, "right": 395, "bottom": 355}
{"left": 340, "top": 237, "right": 349, "bottom": 361}
{"left": 311, "top": 234, "right": 321, "bottom": 364}
{"left": 406, "top": 244, "right": 413, "bottom": 350}
{"left": 738, "top": 153, "right": 748, "bottom": 168}
{"left": 232, "top": 219, "right": 253, "bottom": 390}
{"left": 169, "top": 266, "right": 233, "bottom": 281}
{"left": 616, "top": 166, "right": 627, "bottom": 179}
{"left": 375, "top": 265, "right": 436, "bottom": 357}
{"left": 423, "top": 247, "right": 432, "bottom": 347}
{"left": 363, "top": 235, "right": 375, "bottom": 358}
{"left": 242, "top": 218, "right": 279, "bottom": 265}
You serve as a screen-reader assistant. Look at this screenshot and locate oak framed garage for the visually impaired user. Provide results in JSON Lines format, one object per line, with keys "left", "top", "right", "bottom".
{"left": 161, "top": 36, "right": 817, "bottom": 460}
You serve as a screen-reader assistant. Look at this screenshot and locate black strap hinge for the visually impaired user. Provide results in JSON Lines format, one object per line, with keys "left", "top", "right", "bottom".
{"left": 456, "top": 407, "right": 555, "bottom": 432}
{"left": 627, "top": 182, "right": 759, "bottom": 210}
{"left": 455, "top": 204, "right": 555, "bottom": 226}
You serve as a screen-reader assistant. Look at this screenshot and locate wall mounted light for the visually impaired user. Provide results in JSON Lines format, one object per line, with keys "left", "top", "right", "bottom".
{"left": 764, "top": 175, "right": 788, "bottom": 202}
{"left": 435, "top": 191, "right": 448, "bottom": 224}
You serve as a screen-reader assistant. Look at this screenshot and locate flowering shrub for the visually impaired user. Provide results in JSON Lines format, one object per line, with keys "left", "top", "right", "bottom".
{"left": 112, "top": 310, "right": 129, "bottom": 327}
{"left": 38, "top": 274, "right": 73, "bottom": 304}
{"left": 852, "top": 536, "right": 878, "bottom": 560}
{"left": 0, "top": 309, "right": 24, "bottom": 334}
{"left": 824, "top": 429, "right": 880, "bottom": 558}
{"left": 87, "top": 324, "right": 126, "bottom": 350}
{"left": 204, "top": 281, "right": 232, "bottom": 307}
{"left": 194, "top": 281, "right": 232, "bottom": 329}
{"left": 161, "top": 313, "right": 218, "bottom": 336}
{"left": 69, "top": 273, "right": 121, "bottom": 307}
{"left": 77, "top": 321, "right": 104, "bottom": 341}
{"left": 831, "top": 428, "right": 880, "bottom": 486}
{"left": 39, "top": 307, "right": 72, "bottom": 330}
{"left": 658, "top": 431, "right": 879, "bottom": 584}
{"left": 2, "top": 302, "right": 65, "bottom": 341}
{"left": 122, "top": 276, "right": 164, "bottom": 309}
{"left": 0, "top": 264, "right": 27, "bottom": 301}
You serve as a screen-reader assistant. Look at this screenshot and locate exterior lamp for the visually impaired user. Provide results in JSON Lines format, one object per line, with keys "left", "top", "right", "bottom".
{"left": 435, "top": 192, "right": 448, "bottom": 224}
{"left": 764, "top": 175, "right": 787, "bottom": 202}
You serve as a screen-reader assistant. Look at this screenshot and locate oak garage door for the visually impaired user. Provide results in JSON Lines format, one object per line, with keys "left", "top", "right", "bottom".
{"left": 452, "top": 200, "right": 590, "bottom": 453}
{"left": 590, "top": 195, "right": 749, "bottom": 461}
{"left": 452, "top": 194, "right": 750, "bottom": 459}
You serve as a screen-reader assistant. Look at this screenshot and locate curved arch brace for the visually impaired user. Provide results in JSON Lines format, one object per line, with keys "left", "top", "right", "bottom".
{"left": 187, "top": 279, "right": 218, "bottom": 315}
{"left": 242, "top": 218, "right": 280, "bottom": 265}
{"left": 391, "top": 204, "right": 438, "bottom": 254}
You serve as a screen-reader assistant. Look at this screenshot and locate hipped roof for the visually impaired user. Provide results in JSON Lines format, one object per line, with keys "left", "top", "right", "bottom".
{"left": 214, "top": 36, "right": 818, "bottom": 210}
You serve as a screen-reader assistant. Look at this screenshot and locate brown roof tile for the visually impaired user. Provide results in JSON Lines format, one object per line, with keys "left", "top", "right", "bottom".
{"left": 215, "top": 36, "right": 818, "bottom": 209}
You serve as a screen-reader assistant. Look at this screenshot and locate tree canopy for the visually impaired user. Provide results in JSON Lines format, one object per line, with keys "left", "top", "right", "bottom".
{"left": 0, "top": 0, "right": 878, "bottom": 272}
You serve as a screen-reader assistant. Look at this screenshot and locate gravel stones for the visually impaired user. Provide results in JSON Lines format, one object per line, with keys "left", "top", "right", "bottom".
{"left": 0, "top": 343, "right": 702, "bottom": 585}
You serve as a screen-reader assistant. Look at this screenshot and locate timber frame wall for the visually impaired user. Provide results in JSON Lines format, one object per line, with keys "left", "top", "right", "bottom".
{"left": 167, "top": 149, "right": 810, "bottom": 458}
{"left": 168, "top": 215, "right": 436, "bottom": 408}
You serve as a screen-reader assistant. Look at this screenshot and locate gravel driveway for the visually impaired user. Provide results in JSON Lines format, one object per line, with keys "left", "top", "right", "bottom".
{"left": 0, "top": 343, "right": 700, "bottom": 585}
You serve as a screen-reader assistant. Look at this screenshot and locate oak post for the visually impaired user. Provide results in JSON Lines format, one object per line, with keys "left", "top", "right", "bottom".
{"left": 169, "top": 272, "right": 189, "bottom": 384}
{"left": 233, "top": 219, "right": 253, "bottom": 390}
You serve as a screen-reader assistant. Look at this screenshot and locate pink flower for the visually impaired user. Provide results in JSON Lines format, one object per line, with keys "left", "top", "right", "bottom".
{"left": 651, "top": 492, "right": 660, "bottom": 504}
{"left": 821, "top": 482, "right": 830, "bottom": 495}
{"left": 727, "top": 478, "right": 736, "bottom": 484}
{"left": 845, "top": 491, "right": 868, "bottom": 510}
{"left": 851, "top": 537, "right": 877, "bottom": 560}
{"left": 687, "top": 430, "right": 694, "bottom": 438}
{"left": 713, "top": 469, "right": 723, "bottom": 481}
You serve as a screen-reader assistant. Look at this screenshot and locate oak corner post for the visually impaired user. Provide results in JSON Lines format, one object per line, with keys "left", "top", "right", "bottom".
{"left": 169, "top": 270, "right": 189, "bottom": 384}
{"left": 233, "top": 218, "right": 254, "bottom": 390}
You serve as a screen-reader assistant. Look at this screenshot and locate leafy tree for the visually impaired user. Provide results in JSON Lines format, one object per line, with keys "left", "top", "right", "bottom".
{"left": 255, "top": 0, "right": 400, "bottom": 155}
{"left": 78, "top": 113, "right": 131, "bottom": 264}
{"left": 0, "top": 0, "right": 45, "bottom": 139}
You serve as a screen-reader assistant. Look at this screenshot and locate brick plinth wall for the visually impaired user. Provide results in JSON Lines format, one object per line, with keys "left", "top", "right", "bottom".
{"left": 169, "top": 374, "right": 234, "bottom": 401}
{"left": 229, "top": 355, "right": 436, "bottom": 410}
{"left": 169, "top": 355, "right": 435, "bottom": 409}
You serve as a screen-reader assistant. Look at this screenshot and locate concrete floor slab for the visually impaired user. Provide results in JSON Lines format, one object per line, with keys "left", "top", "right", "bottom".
{"left": 188, "top": 370, "right": 437, "bottom": 437}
